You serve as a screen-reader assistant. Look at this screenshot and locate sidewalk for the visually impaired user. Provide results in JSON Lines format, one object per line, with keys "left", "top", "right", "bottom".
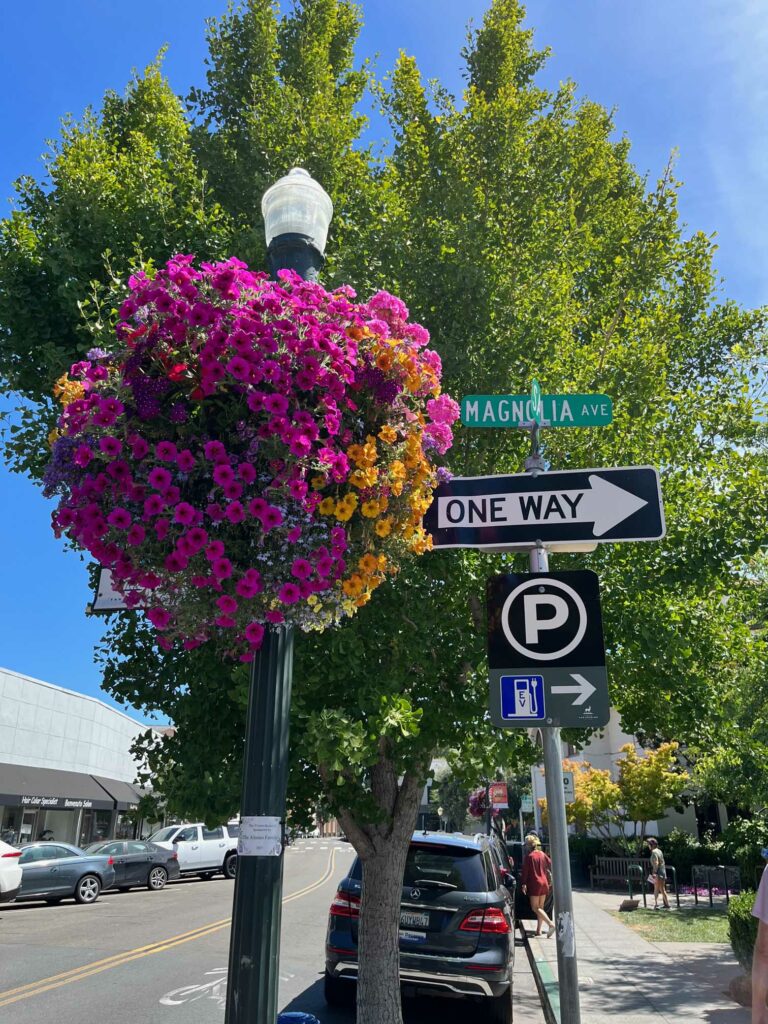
{"left": 524, "top": 889, "right": 750, "bottom": 1024}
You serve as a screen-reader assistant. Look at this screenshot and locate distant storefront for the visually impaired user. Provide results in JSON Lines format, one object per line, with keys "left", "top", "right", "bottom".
{"left": 0, "top": 667, "right": 156, "bottom": 846}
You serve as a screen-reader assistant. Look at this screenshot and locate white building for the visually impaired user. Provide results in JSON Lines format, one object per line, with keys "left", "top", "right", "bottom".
{"left": 0, "top": 666, "right": 151, "bottom": 846}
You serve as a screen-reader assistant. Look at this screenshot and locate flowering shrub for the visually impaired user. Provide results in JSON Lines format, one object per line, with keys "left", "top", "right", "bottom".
{"left": 468, "top": 787, "right": 489, "bottom": 819}
{"left": 45, "top": 255, "right": 458, "bottom": 659}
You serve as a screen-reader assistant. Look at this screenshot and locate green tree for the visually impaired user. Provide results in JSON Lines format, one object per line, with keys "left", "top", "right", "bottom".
{"left": 2, "top": 2, "right": 767, "bottom": 1022}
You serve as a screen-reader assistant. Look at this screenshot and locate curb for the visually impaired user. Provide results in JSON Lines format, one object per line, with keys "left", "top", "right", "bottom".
{"left": 519, "top": 925, "right": 559, "bottom": 1024}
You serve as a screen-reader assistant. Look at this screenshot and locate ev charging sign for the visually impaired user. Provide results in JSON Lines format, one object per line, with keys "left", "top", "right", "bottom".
{"left": 487, "top": 571, "right": 610, "bottom": 729}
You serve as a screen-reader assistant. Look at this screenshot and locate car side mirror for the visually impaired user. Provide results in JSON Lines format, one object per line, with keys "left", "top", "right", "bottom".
{"left": 501, "top": 869, "right": 516, "bottom": 889}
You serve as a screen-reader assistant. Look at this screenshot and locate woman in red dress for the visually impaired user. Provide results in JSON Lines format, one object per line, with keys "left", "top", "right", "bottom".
{"left": 521, "top": 834, "right": 555, "bottom": 937}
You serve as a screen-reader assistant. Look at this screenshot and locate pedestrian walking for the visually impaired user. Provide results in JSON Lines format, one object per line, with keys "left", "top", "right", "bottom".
{"left": 521, "top": 833, "right": 555, "bottom": 937}
{"left": 647, "top": 837, "right": 670, "bottom": 909}
{"left": 751, "top": 858, "right": 768, "bottom": 1024}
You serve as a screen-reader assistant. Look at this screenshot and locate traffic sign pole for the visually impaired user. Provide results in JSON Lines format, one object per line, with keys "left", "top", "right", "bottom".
{"left": 532, "top": 544, "right": 581, "bottom": 1024}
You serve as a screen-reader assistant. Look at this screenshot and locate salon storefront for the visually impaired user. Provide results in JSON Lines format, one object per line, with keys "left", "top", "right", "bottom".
{"left": 0, "top": 667, "right": 156, "bottom": 847}
{"left": 0, "top": 763, "right": 142, "bottom": 846}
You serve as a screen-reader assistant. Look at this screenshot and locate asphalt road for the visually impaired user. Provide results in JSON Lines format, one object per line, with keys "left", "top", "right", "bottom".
{"left": 0, "top": 837, "right": 544, "bottom": 1023}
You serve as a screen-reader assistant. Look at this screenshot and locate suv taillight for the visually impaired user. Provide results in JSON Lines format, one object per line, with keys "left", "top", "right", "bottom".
{"left": 1, "top": 851, "right": 21, "bottom": 858}
{"left": 170, "top": 851, "right": 178, "bottom": 859}
{"left": 106, "top": 856, "right": 114, "bottom": 866}
{"left": 459, "top": 908, "right": 510, "bottom": 934}
{"left": 329, "top": 889, "right": 360, "bottom": 919}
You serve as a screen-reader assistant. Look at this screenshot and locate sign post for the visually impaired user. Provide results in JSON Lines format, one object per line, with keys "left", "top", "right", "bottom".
{"left": 528, "top": 544, "right": 581, "bottom": 1024}
{"left": 449, "top": 379, "right": 665, "bottom": 1024}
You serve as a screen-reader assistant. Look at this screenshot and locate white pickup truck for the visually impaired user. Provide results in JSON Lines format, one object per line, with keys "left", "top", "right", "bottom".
{"left": 147, "top": 821, "right": 239, "bottom": 879}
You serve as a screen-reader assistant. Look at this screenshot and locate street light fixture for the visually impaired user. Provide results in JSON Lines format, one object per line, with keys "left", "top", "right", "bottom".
{"left": 261, "top": 167, "right": 333, "bottom": 282}
{"left": 224, "top": 168, "right": 333, "bottom": 1024}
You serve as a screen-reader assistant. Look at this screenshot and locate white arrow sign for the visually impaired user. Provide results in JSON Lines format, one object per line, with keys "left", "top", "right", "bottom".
{"left": 437, "top": 474, "right": 648, "bottom": 539}
{"left": 550, "top": 673, "right": 596, "bottom": 706}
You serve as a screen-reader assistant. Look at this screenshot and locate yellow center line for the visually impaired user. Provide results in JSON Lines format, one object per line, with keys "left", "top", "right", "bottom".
{"left": 0, "top": 844, "right": 339, "bottom": 1010}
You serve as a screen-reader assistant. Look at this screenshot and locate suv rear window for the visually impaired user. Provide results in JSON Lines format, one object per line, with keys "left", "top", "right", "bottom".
{"left": 350, "top": 842, "right": 488, "bottom": 893}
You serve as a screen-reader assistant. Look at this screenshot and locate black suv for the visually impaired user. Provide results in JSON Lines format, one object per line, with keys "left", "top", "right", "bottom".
{"left": 325, "top": 831, "right": 516, "bottom": 1023}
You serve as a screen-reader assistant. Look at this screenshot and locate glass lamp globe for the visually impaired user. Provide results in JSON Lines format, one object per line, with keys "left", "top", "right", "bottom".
{"left": 261, "top": 167, "right": 334, "bottom": 254}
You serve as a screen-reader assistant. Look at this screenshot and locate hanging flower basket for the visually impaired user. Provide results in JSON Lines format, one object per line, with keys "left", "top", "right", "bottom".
{"left": 468, "top": 787, "right": 489, "bottom": 819}
{"left": 45, "top": 255, "right": 458, "bottom": 660}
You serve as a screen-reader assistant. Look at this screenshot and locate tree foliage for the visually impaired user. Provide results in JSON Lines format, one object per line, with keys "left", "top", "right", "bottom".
{"left": 541, "top": 745, "right": 690, "bottom": 854}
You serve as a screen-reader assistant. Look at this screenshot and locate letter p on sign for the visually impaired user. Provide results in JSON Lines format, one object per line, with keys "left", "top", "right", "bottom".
{"left": 524, "top": 594, "right": 569, "bottom": 644}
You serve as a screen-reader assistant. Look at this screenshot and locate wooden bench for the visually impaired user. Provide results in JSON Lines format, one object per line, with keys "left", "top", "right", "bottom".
{"left": 589, "top": 856, "right": 651, "bottom": 889}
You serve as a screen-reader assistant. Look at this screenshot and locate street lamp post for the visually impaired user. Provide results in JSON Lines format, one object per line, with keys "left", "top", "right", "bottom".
{"left": 224, "top": 168, "right": 333, "bottom": 1024}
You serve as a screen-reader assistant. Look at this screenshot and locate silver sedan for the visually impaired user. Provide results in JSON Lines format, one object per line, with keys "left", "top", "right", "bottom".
{"left": 16, "top": 842, "right": 116, "bottom": 905}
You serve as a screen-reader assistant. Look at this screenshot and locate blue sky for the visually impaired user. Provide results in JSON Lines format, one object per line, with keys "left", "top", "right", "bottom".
{"left": 1, "top": 1, "right": 766, "bottom": 722}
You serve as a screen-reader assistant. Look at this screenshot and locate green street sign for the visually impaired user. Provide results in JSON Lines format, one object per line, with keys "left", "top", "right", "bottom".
{"left": 530, "top": 378, "right": 543, "bottom": 424}
{"left": 461, "top": 393, "right": 613, "bottom": 428}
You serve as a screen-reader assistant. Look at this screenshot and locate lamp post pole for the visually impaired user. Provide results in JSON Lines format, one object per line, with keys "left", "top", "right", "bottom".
{"left": 224, "top": 168, "right": 332, "bottom": 1024}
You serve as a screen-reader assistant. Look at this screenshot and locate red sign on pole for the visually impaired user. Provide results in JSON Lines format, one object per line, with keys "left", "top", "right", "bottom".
{"left": 489, "top": 783, "right": 509, "bottom": 810}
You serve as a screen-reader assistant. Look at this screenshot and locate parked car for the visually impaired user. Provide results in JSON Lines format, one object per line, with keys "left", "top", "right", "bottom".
{"left": 83, "top": 839, "right": 181, "bottom": 891}
{"left": 0, "top": 839, "right": 22, "bottom": 906}
{"left": 325, "top": 831, "right": 516, "bottom": 1023}
{"left": 147, "top": 822, "right": 238, "bottom": 879}
{"left": 16, "top": 842, "right": 116, "bottom": 905}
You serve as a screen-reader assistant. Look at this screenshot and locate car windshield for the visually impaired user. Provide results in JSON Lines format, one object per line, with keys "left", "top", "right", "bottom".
{"left": 349, "top": 842, "right": 488, "bottom": 893}
{"left": 148, "top": 827, "right": 179, "bottom": 843}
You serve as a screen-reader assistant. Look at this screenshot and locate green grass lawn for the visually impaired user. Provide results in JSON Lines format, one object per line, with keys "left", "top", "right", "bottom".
{"left": 611, "top": 907, "right": 730, "bottom": 943}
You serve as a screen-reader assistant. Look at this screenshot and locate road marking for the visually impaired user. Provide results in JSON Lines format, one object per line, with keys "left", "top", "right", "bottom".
{"left": 0, "top": 845, "right": 339, "bottom": 1010}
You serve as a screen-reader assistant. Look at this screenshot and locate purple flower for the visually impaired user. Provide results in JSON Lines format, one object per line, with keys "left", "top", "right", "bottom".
{"left": 107, "top": 508, "right": 132, "bottom": 529}
{"left": 245, "top": 622, "right": 265, "bottom": 646}
{"left": 174, "top": 503, "right": 197, "bottom": 526}
{"left": 148, "top": 467, "right": 172, "bottom": 490}
{"left": 291, "top": 558, "right": 312, "bottom": 580}
{"left": 156, "top": 441, "right": 178, "bottom": 462}
{"left": 278, "top": 583, "right": 301, "bottom": 605}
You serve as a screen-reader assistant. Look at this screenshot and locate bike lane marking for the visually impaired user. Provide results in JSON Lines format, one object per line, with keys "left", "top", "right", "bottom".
{"left": 0, "top": 846, "right": 339, "bottom": 1011}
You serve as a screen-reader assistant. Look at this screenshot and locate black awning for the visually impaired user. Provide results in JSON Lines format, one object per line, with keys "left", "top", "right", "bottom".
{"left": 0, "top": 763, "right": 115, "bottom": 811}
{"left": 91, "top": 776, "right": 142, "bottom": 810}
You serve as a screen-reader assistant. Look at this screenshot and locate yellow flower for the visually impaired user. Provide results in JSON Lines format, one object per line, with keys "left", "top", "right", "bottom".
{"left": 359, "top": 553, "right": 378, "bottom": 574}
{"left": 47, "top": 429, "right": 60, "bottom": 449}
{"left": 391, "top": 480, "right": 404, "bottom": 497}
{"left": 342, "top": 574, "right": 365, "bottom": 597}
{"left": 361, "top": 500, "right": 380, "bottom": 518}
{"left": 378, "top": 424, "right": 397, "bottom": 444}
{"left": 376, "top": 350, "right": 394, "bottom": 371}
{"left": 347, "top": 444, "right": 365, "bottom": 466}
{"left": 319, "top": 497, "right": 336, "bottom": 515}
{"left": 355, "top": 592, "right": 373, "bottom": 608}
{"left": 390, "top": 460, "right": 406, "bottom": 480}
{"left": 350, "top": 467, "right": 378, "bottom": 488}
{"left": 53, "top": 373, "right": 86, "bottom": 407}
{"left": 311, "top": 475, "right": 327, "bottom": 490}
{"left": 375, "top": 517, "right": 393, "bottom": 538}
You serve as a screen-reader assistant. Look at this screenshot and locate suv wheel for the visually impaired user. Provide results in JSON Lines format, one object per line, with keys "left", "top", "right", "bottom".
{"left": 486, "top": 988, "right": 513, "bottom": 1024}
{"left": 148, "top": 866, "right": 168, "bottom": 891}
{"left": 74, "top": 875, "right": 101, "bottom": 904}
{"left": 324, "top": 970, "right": 354, "bottom": 1007}
{"left": 223, "top": 852, "right": 237, "bottom": 879}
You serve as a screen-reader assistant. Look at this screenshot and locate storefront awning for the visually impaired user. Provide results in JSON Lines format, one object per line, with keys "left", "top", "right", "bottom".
{"left": 92, "top": 776, "right": 142, "bottom": 810}
{"left": 0, "top": 762, "right": 116, "bottom": 811}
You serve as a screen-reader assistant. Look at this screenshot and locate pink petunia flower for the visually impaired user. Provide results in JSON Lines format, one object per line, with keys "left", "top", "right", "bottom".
{"left": 174, "top": 503, "right": 197, "bottom": 526}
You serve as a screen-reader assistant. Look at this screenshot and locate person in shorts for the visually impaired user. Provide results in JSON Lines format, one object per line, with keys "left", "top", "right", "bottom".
{"left": 521, "top": 834, "right": 555, "bottom": 937}
{"left": 752, "top": 858, "right": 768, "bottom": 1024}
{"left": 647, "top": 837, "right": 670, "bottom": 909}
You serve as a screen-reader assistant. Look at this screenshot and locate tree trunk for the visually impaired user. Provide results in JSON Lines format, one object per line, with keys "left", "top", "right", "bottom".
{"left": 357, "top": 834, "right": 412, "bottom": 1024}
{"left": 332, "top": 757, "right": 427, "bottom": 1024}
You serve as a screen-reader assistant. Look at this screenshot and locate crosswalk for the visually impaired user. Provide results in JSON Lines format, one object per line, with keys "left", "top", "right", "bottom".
{"left": 287, "top": 838, "right": 354, "bottom": 854}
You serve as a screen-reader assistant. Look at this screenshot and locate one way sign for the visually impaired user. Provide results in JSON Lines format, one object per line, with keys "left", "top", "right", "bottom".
{"left": 424, "top": 466, "right": 664, "bottom": 549}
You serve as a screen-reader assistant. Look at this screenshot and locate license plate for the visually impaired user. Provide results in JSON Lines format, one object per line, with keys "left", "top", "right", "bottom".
{"left": 400, "top": 911, "right": 429, "bottom": 928}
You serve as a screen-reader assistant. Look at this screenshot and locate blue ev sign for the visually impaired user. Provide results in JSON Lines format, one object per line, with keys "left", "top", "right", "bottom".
{"left": 487, "top": 570, "right": 610, "bottom": 729}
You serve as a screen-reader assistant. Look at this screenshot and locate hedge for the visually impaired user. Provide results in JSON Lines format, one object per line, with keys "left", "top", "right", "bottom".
{"left": 728, "top": 891, "right": 758, "bottom": 972}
